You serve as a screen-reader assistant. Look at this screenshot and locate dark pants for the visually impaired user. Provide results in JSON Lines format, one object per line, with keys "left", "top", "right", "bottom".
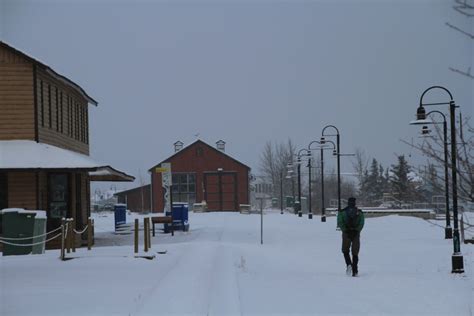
{"left": 342, "top": 231, "right": 360, "bottom": 268}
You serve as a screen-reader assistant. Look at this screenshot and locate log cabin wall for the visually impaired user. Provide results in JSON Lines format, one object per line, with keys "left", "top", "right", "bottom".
{"left": 0, "top": 45, "right": 35, "bottom": 140}
{"left": 36, "top": 68, "right": 89, "bottom": 155}
{"left": 6, "top": 172, "right": 37, "bottom": 210}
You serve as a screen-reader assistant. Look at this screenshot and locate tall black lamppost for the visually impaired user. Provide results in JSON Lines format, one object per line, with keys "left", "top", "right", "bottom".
{"left": 286, "top": 162, "right": 296, "bottom": 214}
{"left": 308, "top": 140, "right": 336, "bottom": 222}
{"left": 321, "top": 125, "right": 341, "bottom": 213}
{"left": 413, "top": 85, "right": 463, "bottom": 273}
{"left": 410, "top": 111, "right": 452, "bottom": 239}
{"left": 296, "top": 149, "right": 310, "bottom": 217}
{"left": 307, "top": 154, "right": 313, "bottom": 219}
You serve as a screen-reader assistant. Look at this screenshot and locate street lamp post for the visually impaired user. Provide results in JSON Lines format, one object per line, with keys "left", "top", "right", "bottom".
{"left": 307, "top": 156, "right": 313, "bottom": 219}
{"left": 286, "top": 162, "right": 296, "bottom": 214}
{"left": 308, "top": 140, "right": 336, "bottom": 222}
{"left": 413, "top": 85, "right": 463, "bottom": 273}
{"left": 321, "top": 125, "right": 341, "bottom": 213}
{"left": 296, "top": 149, "right": 310, "bottom": 217}
{"left": 410, "top": 110, "right": 452, "bottom": 239}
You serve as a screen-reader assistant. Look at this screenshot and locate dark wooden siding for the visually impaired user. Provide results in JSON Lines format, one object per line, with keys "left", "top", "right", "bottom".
{"left": 116, "top": 185, "right": 151, "bottom": 213}
{"left": 36, "top": 68, "right": 89, "bottom": 155}
{"left": 7, "top": 172, "right": 37, "bottom": 210}
{"left": 0, "top": 45, "right": 35, "bottom": 140}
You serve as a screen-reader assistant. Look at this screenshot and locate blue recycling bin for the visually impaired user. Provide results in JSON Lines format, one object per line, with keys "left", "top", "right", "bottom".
{"left": 166, "top": 203, "right": 189, "bottom": 232}
{"left": 114, "top": 204, "right": 126, "bottom": 230}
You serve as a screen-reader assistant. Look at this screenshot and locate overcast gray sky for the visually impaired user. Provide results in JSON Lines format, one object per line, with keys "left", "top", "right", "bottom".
{"left": 1, "top": 0, "right": 472, "bottom": 190}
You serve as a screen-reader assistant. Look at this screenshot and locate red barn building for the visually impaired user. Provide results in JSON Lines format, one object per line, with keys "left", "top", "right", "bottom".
{"left": 150, "top": 140, "right": 250, "bottom": 212}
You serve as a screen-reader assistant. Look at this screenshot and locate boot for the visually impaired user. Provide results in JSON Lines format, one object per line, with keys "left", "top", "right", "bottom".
{"left": 343, "top": 252, "right": 352, "bottom": 275}
{"left": 343, "top": 252, "right": 352, "bottom": 266}
{"left": 352, "top": 255, "right": 359, "bottom": 277}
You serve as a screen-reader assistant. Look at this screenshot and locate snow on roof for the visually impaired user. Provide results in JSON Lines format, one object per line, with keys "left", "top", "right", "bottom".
{"left": 0, "top": 140, "right": 103, "bottom": 169}
{"left": 0, "top": 140, "right": 135, "bottom": 181}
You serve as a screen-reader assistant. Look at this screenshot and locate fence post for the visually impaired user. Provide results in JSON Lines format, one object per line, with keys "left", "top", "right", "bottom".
{"left": 92, "top": 219, "right": 95, "bottom": 245}
{"left": 134, "top": 218, "right": 138, "bottom": 253}
{"left": 87, "top": 218, "right": 92, "bottom": 250}
{"left": 144, "top": 218, "right": 148, "bottom": 253}
{"left": 72, "top": 219, "right": 76, "bottom": 252}
{"left": 60, "top": 218, "right": 66, "bottom": 260}
{"left": 147, "top": 217, "right": 151, "bottom": 249}
{"left": 66, "top": 219, "right": 72, "bottom": 253}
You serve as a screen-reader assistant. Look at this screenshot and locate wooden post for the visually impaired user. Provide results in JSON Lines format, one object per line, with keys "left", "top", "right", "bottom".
{"left": 60, "top": 218, "right": 65, "bottom": 260}
{"left": 87, "top": 218, "right": 92, "bottom": 250}
{"left": 147, "top": 217, "right": 151, "bottom": 249}
{"left": 65, "top": 219, "right": 71, "bottom": 253}
{"left": 134, "top": 218, "right": 139, "bottom": 254}
{"left": 72, "top": 220, "right": 76, "bottom": 253}
{"left": 144, "top": 218, "right": 148, "bottom": 252}
{"left": 92, "top": 219, "right": 95, "bottom": 245}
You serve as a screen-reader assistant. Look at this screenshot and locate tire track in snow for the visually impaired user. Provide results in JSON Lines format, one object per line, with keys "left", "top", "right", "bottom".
{"left": 129, "top": 244, "right": 191, "bottom": 316}
{"left": 132, "top": 243, "right": 219, "bottom": 315}
{"left": 205, "top": 244, "right": 242, "bottom": 316}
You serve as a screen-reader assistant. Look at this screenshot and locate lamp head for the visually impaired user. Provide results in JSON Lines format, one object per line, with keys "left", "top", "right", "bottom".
{"left": 416, "top": 105, "right": 426, "bottom": 120}
{"left": 421, "top": 125, "right": 431, "bottom": 135}
{"left": 320, "top": 137, "right": 326, "bottom": 144}
{"left": 332, "top": 149, "right": 337, "bottom": 156}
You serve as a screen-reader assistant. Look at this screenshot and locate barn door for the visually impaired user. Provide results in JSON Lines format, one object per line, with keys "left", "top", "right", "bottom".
{"left": 204, "top": 171, "right": 238, "bottom": 211}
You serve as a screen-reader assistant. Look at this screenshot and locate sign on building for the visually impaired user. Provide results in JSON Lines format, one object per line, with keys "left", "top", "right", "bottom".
{"left": 156, "top": 163, "right": 172, "bottom": 211}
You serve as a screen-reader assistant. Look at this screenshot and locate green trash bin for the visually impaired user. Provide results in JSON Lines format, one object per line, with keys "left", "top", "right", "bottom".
{"left": 1, "top": 209, "right": 37, "bottom": 256}
{"left": 32, "top": 211, "right": 47, "bottom": 255}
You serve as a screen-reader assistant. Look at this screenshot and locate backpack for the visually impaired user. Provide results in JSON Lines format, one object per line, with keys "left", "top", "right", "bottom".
{"left": 345, "top": 207, "right": 359, "bottom": 230}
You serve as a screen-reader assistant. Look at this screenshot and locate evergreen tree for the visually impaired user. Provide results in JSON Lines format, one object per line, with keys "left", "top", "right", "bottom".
{"left": 390, "top": 155, "right": 415, "bottom": 203}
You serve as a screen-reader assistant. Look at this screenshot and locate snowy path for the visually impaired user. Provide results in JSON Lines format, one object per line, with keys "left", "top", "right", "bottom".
{"left": 1, "top": 211, "right": 473, "bottom": 315}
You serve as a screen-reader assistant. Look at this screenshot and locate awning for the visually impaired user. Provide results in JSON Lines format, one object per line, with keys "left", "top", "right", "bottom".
{"left": 0, "top": 140, "right": 135, "bottom": 182}
{"left": 89, "top": 166, "right": 135, "bottom": 182}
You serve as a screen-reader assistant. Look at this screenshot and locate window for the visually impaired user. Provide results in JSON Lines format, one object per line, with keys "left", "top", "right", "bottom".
{"left": 68, "top": 96, "right": 72, "bottom": 137}
{"left": 0, "top": 172, "right": 7, "bottom": 210}
{"left": 75, "top": 102, "right": 79, "bottom": 140}
{"left": 48, "top": 173, "right": 69, "bottom": 219}
{"left": 85, "top": 108, "right": 89, "bottom": 144}
{"left": 60, "top": 91, "right": 63, "bottom": 133}
{"left": 48, "top": 84, "right": 52, "bottom": 128}
{"left": 55, "top": 87, "right": 59, "bottom": 131}
{"left": 40, "top": 80, "right": 44, "bottom": 127}
{"left": 171, "top": 173, "right": 196, "bottom": 205}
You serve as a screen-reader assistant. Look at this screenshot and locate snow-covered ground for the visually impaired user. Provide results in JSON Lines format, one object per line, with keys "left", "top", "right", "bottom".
{"left": 1, "top": 210, "right": 473, "bottom": 315}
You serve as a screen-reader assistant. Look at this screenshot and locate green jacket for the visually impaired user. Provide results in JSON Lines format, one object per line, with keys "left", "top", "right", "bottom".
{"left": 337, "top": 207, "right": 364, "bottom": 233}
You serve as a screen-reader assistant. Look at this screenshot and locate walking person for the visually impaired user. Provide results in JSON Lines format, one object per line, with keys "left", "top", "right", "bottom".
{"left": 337, "top": 197, "right": 364, "bottom": 277}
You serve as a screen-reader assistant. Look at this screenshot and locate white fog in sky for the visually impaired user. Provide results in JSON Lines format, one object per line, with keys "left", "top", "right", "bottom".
{"left": 1, "top": 0, "right": 472, "bottom": 190}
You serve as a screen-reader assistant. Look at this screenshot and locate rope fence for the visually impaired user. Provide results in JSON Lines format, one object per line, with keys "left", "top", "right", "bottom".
{"left": 0, "top": 217, "right": 94, "bottom": 260}
{"left": 0, "top": 225, "right": 62, "bottom": 241}
{"left": 73, "top": 225, "right": 88, "bottom": 235}
{"left": 0, "top": 233, "right": 62, "bottom": 247}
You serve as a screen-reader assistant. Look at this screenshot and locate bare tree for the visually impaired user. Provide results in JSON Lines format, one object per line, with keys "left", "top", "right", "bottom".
{"left": 446, "top": 0, "right": 474, "bottom": 79}
{"left": 402, "top": 115, "right": 474, "bottom": 203}
{"left": 259, "top": 139, "right": 296, "bottom": 205}
{"left": 352, "top": 147, "right": 369, "bottom": 189}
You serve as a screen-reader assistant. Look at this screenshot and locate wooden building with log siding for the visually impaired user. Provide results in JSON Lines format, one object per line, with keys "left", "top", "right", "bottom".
{"left": 0, "top": 41, "right": 134, "bottom": 249}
